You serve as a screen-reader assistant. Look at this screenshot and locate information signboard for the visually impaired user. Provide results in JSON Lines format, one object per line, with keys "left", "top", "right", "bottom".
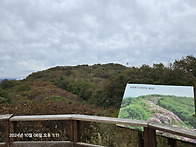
{"left": 118, "top": 84, "right": 195, "bottom": 142}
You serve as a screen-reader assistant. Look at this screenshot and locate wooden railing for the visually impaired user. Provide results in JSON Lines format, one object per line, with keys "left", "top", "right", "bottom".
{"left": 0, "top": 114, "right": 196, "bottom": 147}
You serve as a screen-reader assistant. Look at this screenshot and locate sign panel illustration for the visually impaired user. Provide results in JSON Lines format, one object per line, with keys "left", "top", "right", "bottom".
{"left": 118, "top": 84, "right": 195, "bottom": 142}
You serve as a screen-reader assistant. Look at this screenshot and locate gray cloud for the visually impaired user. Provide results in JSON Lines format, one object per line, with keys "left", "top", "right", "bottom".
{"left": 0, "top": 0, "right": 196, "bottom": 78}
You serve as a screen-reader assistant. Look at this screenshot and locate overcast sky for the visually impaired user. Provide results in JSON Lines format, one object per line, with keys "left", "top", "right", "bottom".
{"left": 0, "top": 0, "right": 196, "bottom": 79}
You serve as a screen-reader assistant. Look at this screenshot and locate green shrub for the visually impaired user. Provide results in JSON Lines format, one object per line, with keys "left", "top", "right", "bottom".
{"left": 0, "top": 89, "right": 11, "bottom": 104}
{"left": 17, "top": 84, "right": 31, "bottom": 92}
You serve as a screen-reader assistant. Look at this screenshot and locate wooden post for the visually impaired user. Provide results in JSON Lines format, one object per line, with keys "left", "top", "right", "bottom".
{"left": 5, "top": 121, "right": 10, "bottom": 146}
{"left": 0, "top": 114, "right": 14, "bottom": 147}
{"left": 70, "top": 120, "right": 80, "bottom": 144}
{"left": 138, "top": 131, "right": 144, "bottom": 147}
{"left": 9, "top": 121, "right": 17, "bottom": 142}
{"left": 144, "top": 127, "right": 156, "bottom": 147}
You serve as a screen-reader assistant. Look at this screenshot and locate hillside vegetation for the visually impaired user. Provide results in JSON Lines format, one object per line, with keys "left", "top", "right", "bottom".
{"left": 0, "top": 55, "right": 196, "bottom": 146}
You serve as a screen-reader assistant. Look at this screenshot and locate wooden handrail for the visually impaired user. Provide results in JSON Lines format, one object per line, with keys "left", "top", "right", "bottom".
{"left": 9, "top": 114, "right": 73, "bottom": 121}
{"left": 9, "top": 114, "right": 148, "bottom": 127}
{"left": 149, "top": 122, "right": 196, "bottom": 139}
{"left": 70, "top": 114, "right": 149, "bottom": 127}
{"left": 0, "top": 114, "right": 196, "bottom": 147}
{"left": 0, "top": 114, "right": 13, "bottom": 121}
{"left": 9, "top": 114, "right": 196, "bottom": 139}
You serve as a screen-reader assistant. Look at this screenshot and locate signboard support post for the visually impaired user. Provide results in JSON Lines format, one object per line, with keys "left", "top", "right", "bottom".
{"left": 144, "top": 127, "right": 156, "bottom": 147}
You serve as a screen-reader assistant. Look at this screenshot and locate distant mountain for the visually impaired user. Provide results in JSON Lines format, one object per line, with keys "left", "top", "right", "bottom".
{"left": 0, "top": 78, "right": 16, "bottom": 82}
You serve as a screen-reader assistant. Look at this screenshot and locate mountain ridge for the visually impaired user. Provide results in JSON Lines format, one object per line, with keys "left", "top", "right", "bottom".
{"left": 0, "top": 56, "right": 196, "bottom": 114}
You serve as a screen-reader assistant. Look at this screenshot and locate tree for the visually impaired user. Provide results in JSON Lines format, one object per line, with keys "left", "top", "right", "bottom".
{"left": 0, "top": 79, "right": 17, "bottom": 89}
{"left": 173, "top": 55, "right": 196, "bottom": 77}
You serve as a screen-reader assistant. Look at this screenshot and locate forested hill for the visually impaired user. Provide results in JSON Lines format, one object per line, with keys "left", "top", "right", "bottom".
{"left": 0, "top": 55, "right": 196, "bottom": 117}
